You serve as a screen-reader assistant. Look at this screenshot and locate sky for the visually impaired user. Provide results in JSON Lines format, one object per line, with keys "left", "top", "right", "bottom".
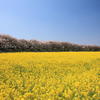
{"left": 0, "top": 0, "right": 100, "bottom": 45}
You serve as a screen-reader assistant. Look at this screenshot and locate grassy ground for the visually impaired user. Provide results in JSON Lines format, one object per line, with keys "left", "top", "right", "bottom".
{"left": 0, "top": 52, "right": 100, "bottom": 100}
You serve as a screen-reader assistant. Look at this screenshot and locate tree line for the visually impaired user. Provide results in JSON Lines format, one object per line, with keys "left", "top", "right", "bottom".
{"left": 0, "top": 34, "right": 100, "bottom": 52}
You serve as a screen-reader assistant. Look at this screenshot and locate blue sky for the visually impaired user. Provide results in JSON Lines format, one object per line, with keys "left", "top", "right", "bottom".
{"left": 0, "top": 0, "right": 100, "bottom": 45}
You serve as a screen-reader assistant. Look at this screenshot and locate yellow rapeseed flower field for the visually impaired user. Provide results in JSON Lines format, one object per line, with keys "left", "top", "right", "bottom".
{"left": 0, "top": 52, "right": 100, "bottom": 100}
